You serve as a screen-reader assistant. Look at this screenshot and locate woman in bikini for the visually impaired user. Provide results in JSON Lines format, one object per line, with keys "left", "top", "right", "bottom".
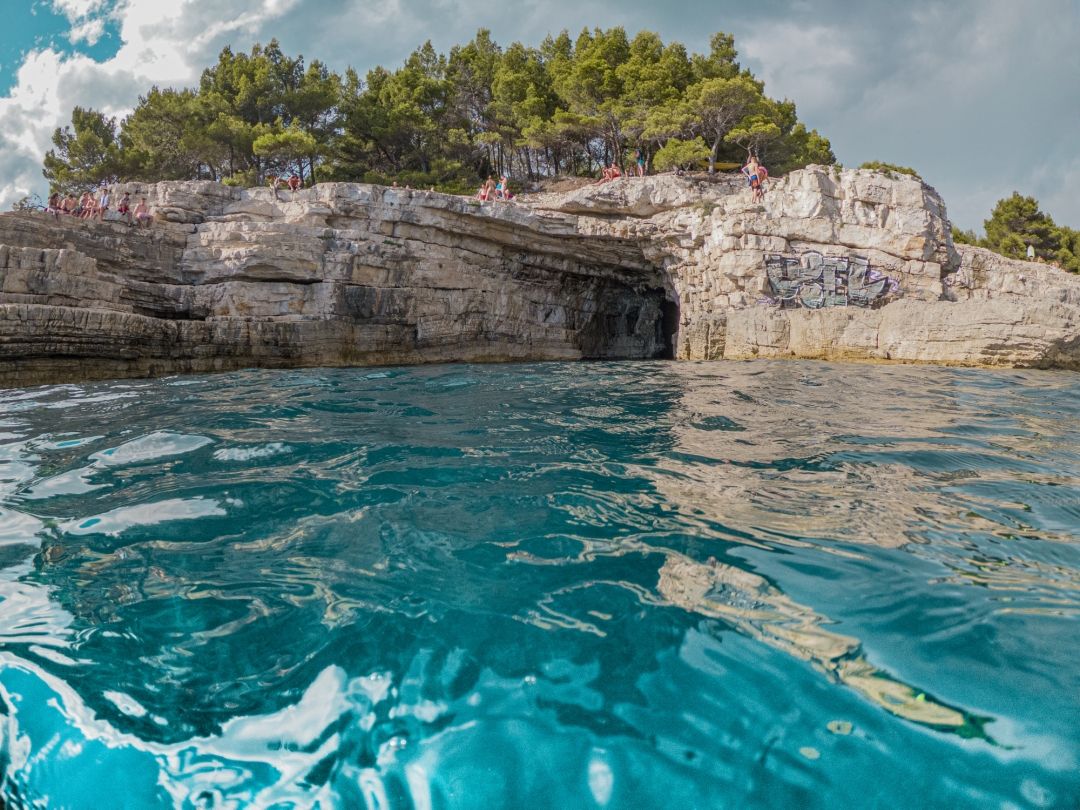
{"left": 743, "top": 155, "right": 764, "bottom": 202}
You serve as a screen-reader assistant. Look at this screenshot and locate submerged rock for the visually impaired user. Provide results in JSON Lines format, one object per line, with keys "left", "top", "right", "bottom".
{"left": 0, "top": 167, "right": 1077, "bottom": 385}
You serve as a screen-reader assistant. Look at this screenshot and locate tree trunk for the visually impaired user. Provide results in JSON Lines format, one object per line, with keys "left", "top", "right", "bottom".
{"left": 709, "top": 136, "right": 721, "bottom": 174}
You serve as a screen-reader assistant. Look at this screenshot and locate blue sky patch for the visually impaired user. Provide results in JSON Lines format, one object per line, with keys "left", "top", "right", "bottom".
{"left": 0, "top": 1, "right": 121, "bottom": 94}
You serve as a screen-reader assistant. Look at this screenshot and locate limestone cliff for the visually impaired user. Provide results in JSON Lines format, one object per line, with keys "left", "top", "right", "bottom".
{"left": 0, "top": 167, "right": 1077, "bottom": 386}
{"left": 528, "top": 168, "right": 1080, "bottom": 369}
{"left": 0, "top": 184, "right": 672, "bottom": 386}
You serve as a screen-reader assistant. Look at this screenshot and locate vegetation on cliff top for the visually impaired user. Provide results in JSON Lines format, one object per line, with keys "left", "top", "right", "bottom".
{"left": 41, "top": 29, "right": 835, "bottom": 194}
{"left": 952, "top": 192, "right": 1079, "bottom": 273}
{"left": 858, "top": 161, "right": 920, "bottom": 179}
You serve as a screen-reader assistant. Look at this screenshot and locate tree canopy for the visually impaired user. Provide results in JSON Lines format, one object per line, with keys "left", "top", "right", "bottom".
{"left": 43, "top": 29, "right": 835, "bottom": 193}
{"left": 43, "top": 107, "right": 124, "bottom": 193}
{"left": 982, "top": 193, "right": 1079, "bottom": 272}
{"left": 953, "top": 192, "right": 1079, "bottom": 274}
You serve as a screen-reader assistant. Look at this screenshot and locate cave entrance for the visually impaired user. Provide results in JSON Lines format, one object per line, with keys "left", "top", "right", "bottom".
{"left": 657, "top": 296, "right": 679, "bottom": 359}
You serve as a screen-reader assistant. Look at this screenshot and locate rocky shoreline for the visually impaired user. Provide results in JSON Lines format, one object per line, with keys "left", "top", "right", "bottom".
{"left": 0, "top": 167, "right": 1077, "bottom": 387}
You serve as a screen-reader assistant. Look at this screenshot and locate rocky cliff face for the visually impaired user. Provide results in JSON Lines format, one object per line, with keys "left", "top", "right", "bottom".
{"left": 0, "top": 167, "right": 1077, "bottom": 386}
{"left": 528, "top": 168, "right": 1080, "bottom": 369}
{"left": 0, "top": 184, "right": 672, "bottom": 385}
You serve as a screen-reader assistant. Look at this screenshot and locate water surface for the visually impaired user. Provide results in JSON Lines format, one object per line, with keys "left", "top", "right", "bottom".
{"left": 0, "top": 361, "right": 1078, "bottom": 808}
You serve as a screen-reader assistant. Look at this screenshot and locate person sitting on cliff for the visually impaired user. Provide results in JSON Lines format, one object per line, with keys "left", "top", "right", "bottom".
{"left": 133, "top": 198, "right": 152, "bottom": 227}
{"left": 117, "top": 192, "right": 132, "bottom": 224}
{"left": 495, "top": 175, "right": 510, "bottom": 200}
{"left": 78, "top": 191, "right": 93, "bottom": 219}
{"left": 288, "top": 173, "right": 301, "bottom": 192}
{"left": 46, "top": 192, "right": 62, "bottom": 219}
{"left": 594, "top": 163, "right": 620, "bottom": 184}
{"left": 61, "top": 193, "right": 76, "bottom": 215}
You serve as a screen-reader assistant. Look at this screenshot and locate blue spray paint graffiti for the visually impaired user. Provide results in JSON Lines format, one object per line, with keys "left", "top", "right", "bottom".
{"left": 764, "top": 252, "right": 900, "bottom": 309}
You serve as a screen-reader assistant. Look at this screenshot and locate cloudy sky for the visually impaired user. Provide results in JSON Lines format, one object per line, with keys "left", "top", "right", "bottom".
{"left": 1, "top": 0, "right": 1077, "bottom": 230}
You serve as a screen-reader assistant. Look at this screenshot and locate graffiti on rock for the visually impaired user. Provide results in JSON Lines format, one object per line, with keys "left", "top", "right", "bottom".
{"left": 764, "top": 251, "right": 900, "bottom": 309}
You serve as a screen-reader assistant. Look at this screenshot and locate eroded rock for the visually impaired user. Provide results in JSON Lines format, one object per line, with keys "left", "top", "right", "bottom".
{"left": 0, "top": 167, "right": 1077, "bottom": 386}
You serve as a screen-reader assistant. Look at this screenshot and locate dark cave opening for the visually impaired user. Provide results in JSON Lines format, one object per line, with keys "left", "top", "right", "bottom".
{"left": 657, "top": 296, "right": 679, "bottom": 359}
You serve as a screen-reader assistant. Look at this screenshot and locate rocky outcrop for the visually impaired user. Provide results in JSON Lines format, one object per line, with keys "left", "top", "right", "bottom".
{"left": 529, "top": 168, "right": 1080, "bottom": 369}
{"left": 0, "top": 167, "right": 1077, "bottom": 386}
{"left": 0, "top": 184, "right": 672, "bottom": 386}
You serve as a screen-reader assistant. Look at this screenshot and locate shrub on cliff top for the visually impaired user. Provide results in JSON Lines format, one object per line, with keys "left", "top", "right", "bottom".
{"left": 653, "top": 137, "right": 711, "bottom": 172}
{"left": 859, "top": 161, "right": 921, "bottom": 180}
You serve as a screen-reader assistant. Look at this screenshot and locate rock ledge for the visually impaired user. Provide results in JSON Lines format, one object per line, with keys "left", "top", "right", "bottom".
{"left": 0, "top": 167, "right": 1077, "bottom": 386}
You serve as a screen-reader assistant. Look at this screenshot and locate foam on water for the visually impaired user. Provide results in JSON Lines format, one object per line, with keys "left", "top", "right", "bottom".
{"left": 0, "top": 362, "right": 1077, "bottom": 808}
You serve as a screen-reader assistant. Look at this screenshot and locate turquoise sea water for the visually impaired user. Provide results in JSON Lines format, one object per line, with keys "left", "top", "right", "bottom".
{"left": 0, "top": 361, "right": 1078, "bottom": 809}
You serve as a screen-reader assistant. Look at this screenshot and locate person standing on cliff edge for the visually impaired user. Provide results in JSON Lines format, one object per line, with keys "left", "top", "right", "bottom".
{"left": 1027, "top": 244, "right": 1036, "bottom": 261}
{"left": 96, "top": 186, "right": 111, "bottom": 221}
{"left": 743, "top": 154, "right": 766, "bottom": 202}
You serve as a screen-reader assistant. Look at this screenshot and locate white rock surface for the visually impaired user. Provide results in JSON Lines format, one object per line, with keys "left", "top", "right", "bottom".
{"left": 529, "top": 168, "right": 1079, "bottom": 369}
{"left": 0, "top": 167, "right": 1077, "bottom": 385}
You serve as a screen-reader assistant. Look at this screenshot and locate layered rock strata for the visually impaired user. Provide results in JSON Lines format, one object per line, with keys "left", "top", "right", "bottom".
{"left": 0, "top": 184, "right": 672, "bottom": 386}
{"left": 0, "top": 167, "right": 1077, "bottom": 386}
{"left": 528, "top": 169, "right": 1080, "bottom": 369}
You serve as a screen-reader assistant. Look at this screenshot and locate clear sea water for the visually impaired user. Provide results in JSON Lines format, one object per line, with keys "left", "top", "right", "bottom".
{"left": 0, "top": 361, "right": 1077, "bottom": 809}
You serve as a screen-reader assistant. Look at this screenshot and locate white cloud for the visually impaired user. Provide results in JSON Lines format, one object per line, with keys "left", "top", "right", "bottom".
{"left": 0, "top": 0, "right": 302, "bottom": 207}
{"left": 1035, "top": 155, "right": 1080, "bottom": 229}
{"left": 740, "top": 23, "right": 857, "bottom": 113}
{"left": 68, "top": 18, "right": 106, "bottom": 45}
{"left": 51, "top": 0, "right": 110, "bottom": 22}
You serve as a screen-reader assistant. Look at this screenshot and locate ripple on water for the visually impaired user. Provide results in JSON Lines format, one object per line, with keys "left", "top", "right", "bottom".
{"left": 0, "top": 361, "right": 1078, "bottom": 808}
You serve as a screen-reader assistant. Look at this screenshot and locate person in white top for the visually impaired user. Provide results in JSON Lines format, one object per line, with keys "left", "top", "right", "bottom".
{"left": 97, "top": 188, "right": 111, "bottom": 221}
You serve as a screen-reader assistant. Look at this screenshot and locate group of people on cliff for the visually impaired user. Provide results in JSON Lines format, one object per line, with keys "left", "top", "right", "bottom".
{"left": 591, "top": 149, "right": 768, "bottom": 199}
{"left": 476, "top": 175, "right": 514, "bottom": 201}
{"left": 267, "top": 173, "right": 303, "bottom": 198}
{"left": 595, "top": 149, "right": 647, "bottom": 185}
{"left": 40, "top": 151, "right": 770, "bottom": 225}
{"left": 45, "top": 187, "right": 152, "bottom": 226}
